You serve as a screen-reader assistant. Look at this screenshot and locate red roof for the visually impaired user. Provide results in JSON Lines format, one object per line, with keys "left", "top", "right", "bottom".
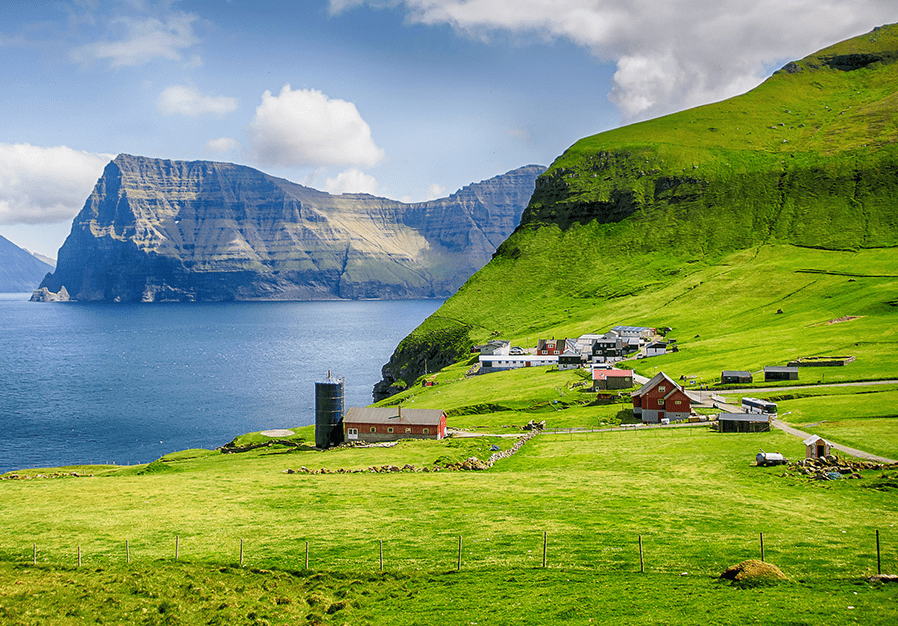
{"left": 592, "top": 369, "right": 633, "bottom": 380}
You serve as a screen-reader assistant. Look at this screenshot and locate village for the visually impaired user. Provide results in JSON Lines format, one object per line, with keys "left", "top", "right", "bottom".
{"left": 309, "top": 324, "right": 862, "bottom": 468}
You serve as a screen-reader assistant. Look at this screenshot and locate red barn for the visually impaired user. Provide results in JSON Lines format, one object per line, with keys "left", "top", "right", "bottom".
{"left": 631, "top": 371, "right": 692, "bottom": 423}
{"left": 343, "top": 407, "right": 447, "bottom": 443}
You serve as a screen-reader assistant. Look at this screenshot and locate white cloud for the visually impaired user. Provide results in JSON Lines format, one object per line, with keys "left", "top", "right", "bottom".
{"left": 158, "top": 85, "right": 237, "bottom": 117}
{"left": 205, "top": 137, "right": 241, "bottom": 154}
{"left": 424, "top": 183, "right": 447, "bottom": 200}
{"left": 0, "top": 144, "right": 113, "bottom": 225}
{"left": 72, "top": 9, "right": 200, "bottom": 67}
{"left": 247, "top": 85, "right": 385, "bottom": 168}
{"left": 324, "top": 169, "right": 382, "bottom": 195}
{"left": 333, "top": 1, "right": 897, "bottom": 120}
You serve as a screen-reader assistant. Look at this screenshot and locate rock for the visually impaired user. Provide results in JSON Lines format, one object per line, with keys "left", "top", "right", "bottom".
{"left": 38, "top": 154, "right": 545, "bottom": 304}
{"left": 776, "top": 309, "right": 784, "bottom": 314}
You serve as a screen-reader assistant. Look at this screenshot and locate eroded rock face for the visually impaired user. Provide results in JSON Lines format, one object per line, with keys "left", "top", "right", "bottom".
{"left": 38, "top": 155, "right": 544, "bottom": 302}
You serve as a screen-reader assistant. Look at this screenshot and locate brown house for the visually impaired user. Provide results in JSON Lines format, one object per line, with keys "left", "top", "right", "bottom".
{"left": 342, "top": 407, "right": 447, "bottom": 443}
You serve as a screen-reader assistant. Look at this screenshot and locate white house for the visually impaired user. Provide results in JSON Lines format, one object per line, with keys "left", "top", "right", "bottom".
{"left": 479, "top": 354, "right": 558, "bottom": 373}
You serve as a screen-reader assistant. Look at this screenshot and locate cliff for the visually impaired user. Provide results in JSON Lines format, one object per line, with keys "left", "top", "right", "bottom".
{"left": 373, "top": 23, "right": 898, "bottom": 400}
{"left": 0, "top": 234, "right": 54, "bottom": 293}
{"left": 37, "top": 157, "right": 544, "bottom": 302}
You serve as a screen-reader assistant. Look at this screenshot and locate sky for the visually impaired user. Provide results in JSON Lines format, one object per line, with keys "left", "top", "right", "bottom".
{"left": 0, "top": 1, "right": 893, "bottom": 259}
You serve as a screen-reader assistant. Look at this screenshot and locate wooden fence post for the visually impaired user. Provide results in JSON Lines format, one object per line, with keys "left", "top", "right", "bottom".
{"left": 457, "top": 535, "right": 462, "bottom": 571}
{"left": 760, "top": 532, "right": 765, "bottom": 562}
{"left": 78, "top": 545, "right": 82, "bottom": 568}
{"left": 126, "top": 540, "right": 130, "bottom": 564}
{"left": 638, "top": 535, "right": 644, "bottom": 573}
{"left": 305, "top": 541, "right": 309, "bottom": 570}
{"left": 876, "top": 530, "right": 881, "bottom": 575}
{"left": 240, "top": 539, "right": 244, "bottom": 566}
{"left": 543, "top": 531, "right": 548, "bottom": 568}
{"left": 175, "top": 535, "right": 179, "bottom": 560}
{"left": 32, "top": 543, "right": 36, "bottom": 565}
{"left": 379, "top": 539, "right": 384, "bottom": 572}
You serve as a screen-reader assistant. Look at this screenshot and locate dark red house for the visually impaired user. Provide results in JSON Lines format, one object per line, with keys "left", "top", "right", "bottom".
{"left": 342, "top": 407, "right": 447, "bottom": 443}
{"left": 631, "top": 371, "right": 692, "bottom": 423}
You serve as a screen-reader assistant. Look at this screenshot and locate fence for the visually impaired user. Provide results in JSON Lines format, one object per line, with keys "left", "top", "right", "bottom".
{"left": 10, "top": 529, "right": 892, "bottom": 579}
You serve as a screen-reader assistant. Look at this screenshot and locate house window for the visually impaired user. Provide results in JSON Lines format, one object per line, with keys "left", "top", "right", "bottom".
{"left": 387, "top": 427, "right": 394, "bottom": 434}
{"left": 348, "top": 428, "right": 358, "bottom": 435}
{"left": 423, "top": 428, "right": 429, "bottom": 435}
{"left": 658, "top": 386, "right": 666, "bottom": 392}
{"left": 675, "top": 400, "right": 681, "bottom": 405}
{"left": 658, "top": 399, "right": 664, "bottom": 406}
{"left": 405, "top": 427, "right": 412, "bottom": 434}
{"left": 370, "top": 427, "right": 376, "bottom": 433}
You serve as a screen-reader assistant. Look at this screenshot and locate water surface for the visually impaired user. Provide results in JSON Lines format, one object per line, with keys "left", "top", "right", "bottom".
{"left": 0, "top": 295, "right": 442, "bottom": 472}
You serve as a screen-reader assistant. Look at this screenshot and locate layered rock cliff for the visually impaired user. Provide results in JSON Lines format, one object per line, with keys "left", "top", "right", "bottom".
{"left": 36, "top": 156, "right": 544, "bottom": 302}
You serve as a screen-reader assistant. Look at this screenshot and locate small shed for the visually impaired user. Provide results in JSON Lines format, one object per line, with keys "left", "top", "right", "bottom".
{"left": 343, "top": 406, "right": 447, "bottom": 442}
{"left": 721, "top": 370, "right": 753, "bottom": 385}
{"left": 803, "top": 435, "right": 832, "bottom": 460}
{"left": 592, "top": 368, "right": 634, "bottom": 390}
{"left": 764, "top": 366, "right": 799, "bottom": 381}
{"left": 717, "top": 412, "right": 771, "bottom": 433}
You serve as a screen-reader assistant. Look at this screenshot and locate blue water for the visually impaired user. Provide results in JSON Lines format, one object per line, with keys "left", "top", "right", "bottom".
{"left": 0, "top": 294, "right": 442, "bottom": 473}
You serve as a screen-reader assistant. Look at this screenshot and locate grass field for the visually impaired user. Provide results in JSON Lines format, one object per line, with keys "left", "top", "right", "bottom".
{"left": 2, "top": 424, "right": 897, "bottom": 624}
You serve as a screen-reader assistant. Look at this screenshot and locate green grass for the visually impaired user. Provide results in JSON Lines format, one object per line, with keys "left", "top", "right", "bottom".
{"left": 2, "top": 427, "right": 898, "bottom": 624}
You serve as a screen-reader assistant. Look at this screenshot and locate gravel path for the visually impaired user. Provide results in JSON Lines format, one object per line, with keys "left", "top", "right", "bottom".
{"left": 771, "top": 419, "right": 896, "bottom": 464}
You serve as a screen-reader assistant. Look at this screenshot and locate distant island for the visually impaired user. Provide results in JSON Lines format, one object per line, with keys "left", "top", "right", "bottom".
{"left": 0, "top": 234, "right": 54, "bottom": 293}
{"left": 34, "top": 155, "right": 545, "bottom": 302}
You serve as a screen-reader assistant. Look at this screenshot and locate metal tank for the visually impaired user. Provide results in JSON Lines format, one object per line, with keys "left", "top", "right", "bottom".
{"left": 315, "top": 371, "right": 345, "bottom": 449}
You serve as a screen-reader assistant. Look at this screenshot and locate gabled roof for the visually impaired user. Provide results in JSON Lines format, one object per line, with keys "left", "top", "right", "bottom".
{"left": 803, "top": 434, "right": 827, "bottom": 446}
{"left": 722, "top": 370, "right": 752, "bottom": 377}
{"left": 343, "top": 407, "right": 444, "bottom": 426}
{"left": 632, "top": 371, "right": 680, "bottom": 397}
{"left": 593, "top": 369, "right": 633, "bottom": 380}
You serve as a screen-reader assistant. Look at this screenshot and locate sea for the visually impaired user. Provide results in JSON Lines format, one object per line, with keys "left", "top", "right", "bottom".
{"left": 0, "top": 294, "right": 443, "bottom": 474}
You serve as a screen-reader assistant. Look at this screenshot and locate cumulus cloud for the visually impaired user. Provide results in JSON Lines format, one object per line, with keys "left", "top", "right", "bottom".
{"left": 205, "top": 137, "right": 241, "bottom": 154}
{"left": 247, "top": 85, "right": 385, "bottom": 168}
{"left": 331, "top": 1, "right": 897, "bottom": 120}
{"left": 158, "top": 85, "right": 237, "bottom": 117}
{"left": 0, "top": 144, "right": 113, "bottom": 225}
{"left": 324, "top": 169, "right": 382, "bottom": 195}
{"left": 72, "top": 9, "right": 200, "bottom": 67}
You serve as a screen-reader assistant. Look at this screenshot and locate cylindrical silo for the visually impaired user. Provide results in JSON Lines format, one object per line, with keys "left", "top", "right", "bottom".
{"left": 315, "top": 371, "right": 344, "bottom": 449}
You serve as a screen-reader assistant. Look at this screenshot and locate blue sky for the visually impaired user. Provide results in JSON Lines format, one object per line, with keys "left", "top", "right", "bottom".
{"left": 0, "top": 0, "right": 893, "bottom": 258}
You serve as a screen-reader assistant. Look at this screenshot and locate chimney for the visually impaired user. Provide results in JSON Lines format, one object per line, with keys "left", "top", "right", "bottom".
{"left": 398, "top": 405, "right": 402, "bottom": 419}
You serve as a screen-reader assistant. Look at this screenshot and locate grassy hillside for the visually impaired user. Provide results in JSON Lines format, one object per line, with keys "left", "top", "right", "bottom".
{"left": 377, "top": 24, "right": 898, "bottom": 393}
{"left": 2, "top": 426, "right": 897, "bottom": 624}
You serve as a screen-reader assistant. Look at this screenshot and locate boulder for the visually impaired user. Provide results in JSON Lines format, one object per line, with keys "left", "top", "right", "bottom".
{"left": 720, "top": 560, "right": 787, "bottom": 585}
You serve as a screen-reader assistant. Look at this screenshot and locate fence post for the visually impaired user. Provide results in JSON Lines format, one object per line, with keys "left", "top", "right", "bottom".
{"left": 760, "top": 532, "right": 765, "bottom": 562}
{"left": 638, "top": 535, "right": 644, "bottom": 573}
{"left": 126, "top": 540, "right": 130, "bottom": 564}
{"left": 240, "top": 539, "right": 244, "bottom": 567}
{"left": 78, "top": 545, "right": 82, "bottom": 568}
{"left": 32, "top": 543, "right": 36, "bottom": 565}
{"left": 379, "top": 539, "right": 384, "bottom": 572}
{"left": 305, "top": 541, "right": 309, "bottom": 570}
{"left": 175, "top": 535, "right": 179, "bottom": 560}
{"left": 876, "top": 530, "right": 881, "bottom": 575}
{"left": 543, "top": 531, "right": 548, "bottom": 568}
{"left": 457, "top": 535, "right": 462, "bottom": 571}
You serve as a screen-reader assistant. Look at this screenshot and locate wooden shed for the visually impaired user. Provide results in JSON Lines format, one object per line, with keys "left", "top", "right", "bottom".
{"left": 721, "top": 370, "right": 753, "bottom": 384}
{"left": 343, "top": 407, "right": 447, "bottom": 443}
{"left": 764, "top": 366, "right": 799, "bottom": 381}
{"left": 717, "top": 412, "right": 770, "bottom": 433}
{"left": 803, "top": 435, "right": 832, "bottom": 460}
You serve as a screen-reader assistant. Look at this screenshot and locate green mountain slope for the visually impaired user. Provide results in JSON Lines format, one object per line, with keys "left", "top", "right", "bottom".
{"left": 375, "top": 24, "right": 898, "bottom": 398}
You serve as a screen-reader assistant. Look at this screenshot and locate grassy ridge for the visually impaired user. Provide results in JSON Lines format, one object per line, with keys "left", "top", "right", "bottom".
{"left": 379, "top": 25, "right": 898, "bottom": 393}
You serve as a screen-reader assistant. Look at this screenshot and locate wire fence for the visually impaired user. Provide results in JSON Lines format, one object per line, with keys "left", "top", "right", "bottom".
{"left": 7, "top": 528, "right": 892, "bottom": 579}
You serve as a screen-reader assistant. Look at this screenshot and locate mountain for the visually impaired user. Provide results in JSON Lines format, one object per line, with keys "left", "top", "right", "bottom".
{"left": 0, "top": 234, "right": 54, "bottom": 293}
{"left": 374, "top": 24, "right": 898, "bottom": 399}
{"left": 36, "top": 156, "right": 545, "bottom": 302}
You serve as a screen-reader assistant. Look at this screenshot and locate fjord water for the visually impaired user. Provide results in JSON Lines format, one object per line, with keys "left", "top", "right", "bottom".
{"left": 0, "top": 294, "right": 442, "bottom": 473}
